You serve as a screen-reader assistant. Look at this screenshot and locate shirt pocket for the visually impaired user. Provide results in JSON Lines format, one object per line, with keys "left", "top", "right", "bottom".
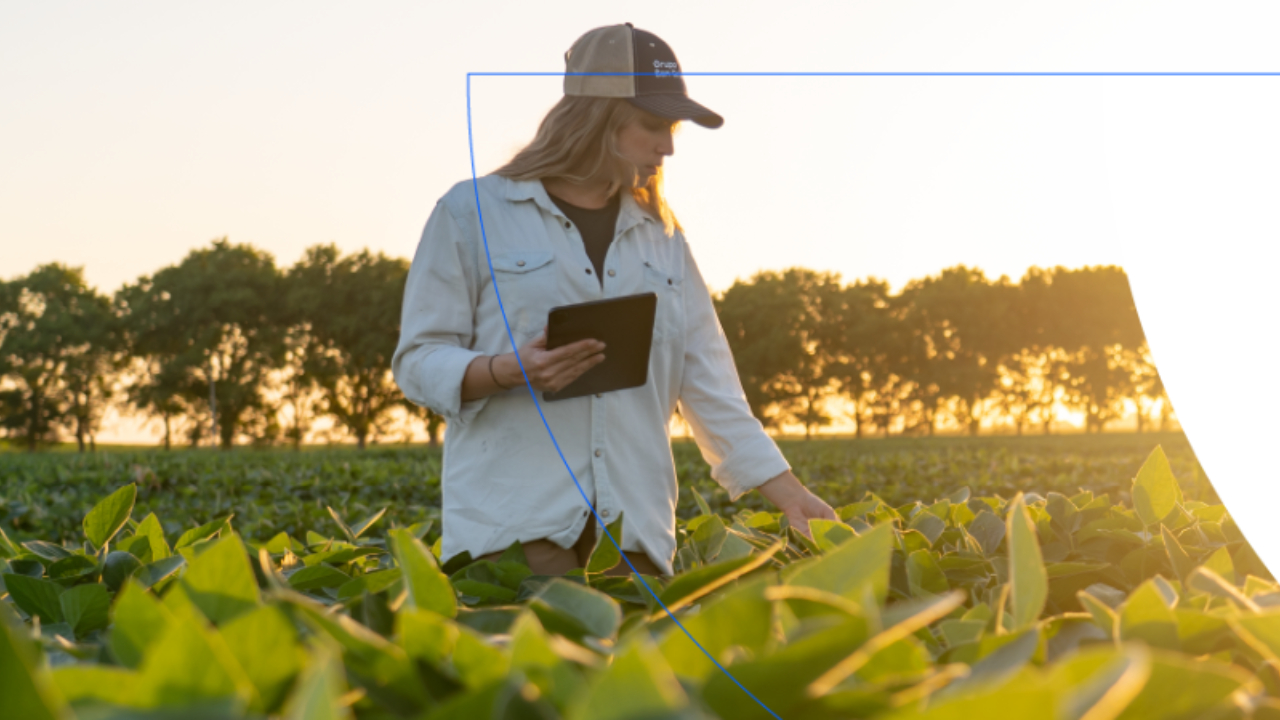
{"left": 644, "top": 260, "right": 685, "bottom": 345}
{"left": 490, "top": 250, "right": 557, "bottom": 339}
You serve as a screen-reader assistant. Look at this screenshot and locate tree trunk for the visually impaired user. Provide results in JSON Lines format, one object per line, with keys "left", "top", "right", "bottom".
{"left": 357, "top": 431, "right": 367, "bottom": 450}
{"left": 28, "top": 388, "right": 42, "bottom": 452}
{"left": 163, "top": 412, "right": 172, "bottom": 451}
{"left": 208, "top": 368, "right": 218, "bottom": 449}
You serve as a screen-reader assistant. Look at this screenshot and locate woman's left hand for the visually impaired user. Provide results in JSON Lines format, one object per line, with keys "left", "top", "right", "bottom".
{"left": 757, "top": 471, "right": 838, "bottom": 540}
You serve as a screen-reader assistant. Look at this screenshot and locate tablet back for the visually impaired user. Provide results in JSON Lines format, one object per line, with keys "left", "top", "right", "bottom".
{"left": 542, "top": 292, "right": 657, "bottom": 402}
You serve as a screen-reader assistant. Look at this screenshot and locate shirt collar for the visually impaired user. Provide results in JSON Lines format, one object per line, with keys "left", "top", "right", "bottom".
{"left": 502, "top": 176, "right": 656, "bottom": 235}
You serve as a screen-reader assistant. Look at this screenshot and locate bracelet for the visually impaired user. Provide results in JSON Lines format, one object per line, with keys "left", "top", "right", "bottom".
{"left": 488, "top": 354, "right": 514, "bottom": 391}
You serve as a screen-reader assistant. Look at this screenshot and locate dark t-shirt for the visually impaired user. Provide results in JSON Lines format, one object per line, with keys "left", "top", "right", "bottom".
{"left": 546, "top": 187, "right": 621, "bottom": 288}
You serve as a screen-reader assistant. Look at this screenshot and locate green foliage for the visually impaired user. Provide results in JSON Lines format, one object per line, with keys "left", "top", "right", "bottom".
{"left": 1, "top": 444, "right": 1274, "bottom": 718}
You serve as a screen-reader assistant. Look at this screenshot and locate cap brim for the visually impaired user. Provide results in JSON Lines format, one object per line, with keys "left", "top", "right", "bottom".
{"left": 627, "top": 95, "right": 724, "bottom": 129}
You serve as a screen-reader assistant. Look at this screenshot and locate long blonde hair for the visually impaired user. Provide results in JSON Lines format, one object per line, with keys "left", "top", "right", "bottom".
{"left": 494, "top": 96, "right": 681, "bottom": 236}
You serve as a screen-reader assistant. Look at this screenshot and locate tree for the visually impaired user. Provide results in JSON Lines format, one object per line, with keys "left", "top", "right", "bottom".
{"left": 823, "top": 279, "right": 904, "bottom": 439}
{"left": 896, "top": 267, "right": 1021, "bottom": 436}
{"left": 1045, "top": 266, "right": 1146, "bottom": 433}
{"left": 716, "top": 268, "right": 843, "bottom": 439}
{"left": 286, "top": 245, "right": 409, "bottom": 449}
{"left": 0, "top": 265, "right": 117, "bottom": 451}
{"left": 117, "top": 239, "right": 286, "bottom": 448}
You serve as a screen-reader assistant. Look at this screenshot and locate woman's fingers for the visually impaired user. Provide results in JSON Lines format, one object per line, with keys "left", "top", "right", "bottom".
{"left": 549, "top": 351, "right": 606, "bottom": 392}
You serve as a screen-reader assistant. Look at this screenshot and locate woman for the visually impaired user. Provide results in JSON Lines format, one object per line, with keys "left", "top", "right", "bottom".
{"left": 393, "top": 23, "right": 836, "bottom": 577}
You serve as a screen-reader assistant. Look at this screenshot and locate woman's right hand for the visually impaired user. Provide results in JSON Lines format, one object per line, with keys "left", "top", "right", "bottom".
{"left": 496, "top": 328, "right": 605, "bottom": 394}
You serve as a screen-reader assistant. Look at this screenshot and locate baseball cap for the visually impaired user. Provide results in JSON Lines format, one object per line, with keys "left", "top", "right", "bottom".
{"left": 563, "top": 23, "right": 724, "bottom": 129}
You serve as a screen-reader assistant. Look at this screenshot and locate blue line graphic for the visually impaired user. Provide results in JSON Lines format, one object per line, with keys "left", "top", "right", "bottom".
{"left": 464, "top": 69, "right": 1264, "bottom": 718}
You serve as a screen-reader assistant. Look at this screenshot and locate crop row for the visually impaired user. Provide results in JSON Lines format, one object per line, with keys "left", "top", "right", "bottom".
{"left": 2, "top": 444, "right": 1276, "bottom": 719}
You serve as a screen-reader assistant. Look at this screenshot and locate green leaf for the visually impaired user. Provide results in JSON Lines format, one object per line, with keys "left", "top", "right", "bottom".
{"left": 0, "top": 526, "right": 19, "bottom": 559}
{"left": 180, "top": 534, "right": 260, "bottom": 624}
{"left": 0, "top": 610, "right": 67, "bottom": 720}
{"left": 327, "top": 506, "right": 357, "bottom": 543}
{"left": 702, "top": 615, "right": 871, "bottom": 720}
{"left": 659, "top": 576, "right": 775, "bottom": 681}
{"left": 336, "top": 569, "right": 402, "bottom": 601}
{"left": 908, "top": 512, "right": 946, "bottom": 546}
{"left": 691, "top": 515, "right": 729, "bottom": 563}
{"left": 221, "top": 605, "right": 303, "bottom": 713}
{"left": 103, "top": 551, "right": 144, "bottom": 593}
{"left": 906, "top": 549, "right": 949, "bottom": 597}
{"left": 786, "top": 522, "right": 893, "bottom": 605}
{"left": 586, "top": 513, "right": 625, "bottom": 575}
{"left": 347, "top": 508, "right": 388, "bottom": 540}
{"left": 396, "top": 606, "right": 460, "bottom": 666}
{"left": 808, "top": 519, "right": 858, "bottom": 553}
{"left": 390, "top": 528, "right": 457, "bottom": 618}
{"left": 1132, "top": 446, "right": 1183, "bottom": 527}
{"left": 570, "top": 635, "right": 688, "bottom": 720}
{"left": 134, "top": 555, "right": 185, "bottom": 590}
{"left": 59, "top": 583, "right": 111, "bottom": 637}
{"left": 1007, "top": 494, "right": 1047, "bottom": 631}
{"left": 1161, "top": 526, "right": 1196, "bottom": 584}
{"left": 656, "top": 539, "right": 781, "bottom": 617}
{"left": 532, "top": 578, "right": 621, "bottom": 640}
{"left": 22, "top": 541, "right": 72, "bottom": 562}
{"left": 968, "top": 510, "right": 1006, "bottom": 556}
{"left": 939, "top": 619, "right": 986, "bottom": 647}
{"left": 132, "top": 612, "right": 254, "bottom": 709}
{"left": 1077, "top": 591, "right": 1118, "bottom": 638}
{"left": 288, "top": 565, "right": 353, "bottom": 593}
{"left": 3, "top": 574, "right": 65, "bottom": 623}
{"left": 691, "top": 487, "right": 713, "bottom": 516}
{"left": 83, "top": 483, "right": 137, "bottom": 551}
{"left": 175, "top": 515, "right": 234, "bottom": 551}
{"left": 109, "top": 580, "right": 173, "bottom": 669}
{"left": 1120, "top": 580, "right": 1180, "bottom": 651}
{"left": 281, "top": 643, "right": 353, "bottom": 720}
{"left": 47, "top": 555, "right": 98, "bottom": 584}
{"left": 453, "top": 627, "right": 511, "bottom": 688}
{"left": 1116, "top": 648, "right": 1250, "bottom": 720}
{"left": 1201, "top": 546, "right": 1237, "bottom": 586}
{"left": 52, "top": 665, "right": 137, "bottom": 707}
{"left": 135, "top": 512, "right": 171, "bottom": 561}
{"left": 1230, "top": 610, "right": 1280, "bottom": 661}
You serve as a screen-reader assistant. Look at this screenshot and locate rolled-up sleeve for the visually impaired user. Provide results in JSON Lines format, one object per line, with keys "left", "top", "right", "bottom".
{"left": 674, "top": 236, "right": 791, "bottom": 500}
{"left": 392, "top": 199, "right": 489, "bottom": 425}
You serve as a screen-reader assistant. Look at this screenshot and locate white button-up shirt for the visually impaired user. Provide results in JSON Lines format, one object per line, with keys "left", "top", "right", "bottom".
{"left": 392, "top": 174, "right": 790, "bottom": 575}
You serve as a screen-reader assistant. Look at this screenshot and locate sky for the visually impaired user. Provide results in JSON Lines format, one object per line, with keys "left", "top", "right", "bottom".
{"left": 8, "top": 0, "right": 1280, "bottom": 574}
{"left": 1, "top": 0, "right": 1211, "bottom": 296}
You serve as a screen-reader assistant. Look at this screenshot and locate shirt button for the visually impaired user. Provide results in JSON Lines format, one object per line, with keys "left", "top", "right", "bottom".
{"left": 594, "top": 449, "right": 602, "bottom": 458}
{"left": 601, "top": 509, "right": 611, "bottom": 518}
{"left": 564, "top": 221, "right": 571, "bottom": 229}
{"left": 585, "top": 268, "right": 592, "bottom": 275}
{"left": 516, "top": 260, "right": 526, "bottom": 267}
{"left": 667, "top": 278, "right": 673, "bottom": 285}
{"left": 607, "top": 269, "right": 616, "bottom": 277}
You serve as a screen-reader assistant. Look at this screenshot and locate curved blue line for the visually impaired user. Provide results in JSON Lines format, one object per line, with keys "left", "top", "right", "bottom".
{"left": 465, "top": 74, "right": 784, "bottom": 719}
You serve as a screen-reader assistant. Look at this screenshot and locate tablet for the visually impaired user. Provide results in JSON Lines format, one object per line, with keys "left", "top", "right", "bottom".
{"left": 542, "top": 292, "right": 657, "bottom": 402}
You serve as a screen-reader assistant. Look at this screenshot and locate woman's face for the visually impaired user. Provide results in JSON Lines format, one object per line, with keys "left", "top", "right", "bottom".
{"left": 616, "top": 111, "right": 677, "bottom": 187}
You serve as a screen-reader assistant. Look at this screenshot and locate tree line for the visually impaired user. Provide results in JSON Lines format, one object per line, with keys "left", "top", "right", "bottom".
{"left": 0, "top": 239, "right": 1166, "bottom": 450}
{"left": 715, "top": 266, "right": 1169, "bottom": 439}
